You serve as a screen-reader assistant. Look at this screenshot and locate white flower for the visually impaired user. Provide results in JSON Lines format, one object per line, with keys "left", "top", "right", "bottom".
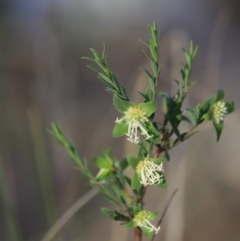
{"left": 213, "top": 101, "right": 228, "bottom": 123}
{"left": 116, "top": 106, "right": 152, "bottom": 143}
{"left": 136, "top": 157, "right": 164, "bottom": 186}
{"left": 134, "top": 210, "right": 160, "bottom": 234}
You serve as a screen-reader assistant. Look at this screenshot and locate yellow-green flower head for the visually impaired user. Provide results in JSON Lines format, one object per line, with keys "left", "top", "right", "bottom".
{"left": 136, "top": 157, "right": 164, "bottom": 186}
{"left": 127, "top": 155, "right": 166, "bottom": 190}
{"left": 212, "top": 101, "right": 228, "bottom": 124}
{"left": 116, "top": 106, "right": 151, "bottom": 143}
{"left": 133, "top": 210, "right": 160, "bottom": 234}
{"left": 113, "top": 95, "right": 158, "bottom": 144}
{"left": 125, "top": 207, "right": 159, "bottom": 238}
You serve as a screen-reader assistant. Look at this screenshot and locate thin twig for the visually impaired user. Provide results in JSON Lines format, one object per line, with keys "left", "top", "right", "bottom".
{"left": 41, "top": 188, "right": 99, "bottom": 241}
{"left": 151, "top": 189, "right": 178, "bottom": 241}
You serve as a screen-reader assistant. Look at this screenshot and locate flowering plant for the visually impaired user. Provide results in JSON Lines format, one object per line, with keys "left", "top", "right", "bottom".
{"left": 50, "top": 22, "right": 234, "bottom": 240}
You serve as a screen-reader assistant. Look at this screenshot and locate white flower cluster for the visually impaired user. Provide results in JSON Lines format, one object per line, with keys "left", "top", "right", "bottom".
{"left": 116, "top": 106, "right": 152, "bottom": 143}
{"left": 137, "top": 157, "right": 164, "bottom": 186}
{"left": 213, "top": 101, "right": 228, "bottom": 123}
{"left": 134, "top": 210, "right": 160, "bottom": 234}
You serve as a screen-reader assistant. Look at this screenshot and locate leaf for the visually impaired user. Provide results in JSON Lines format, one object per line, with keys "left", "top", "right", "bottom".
{"left": 213, "top": 121, "right": 224, "bottom": 142}
{"left": 215, "top": 88, "right": 225, "bottom": 102}
{"left": 90, "top": 48, "right": 102, "bottom": 60}
{"left": 148, "top": 211, "right": 159, "bottom": 220}
{"left": 202, "top": 96, "right": 215, "bottom": 113}
{"left": 119, "top": 158, "right": 129, "bottom": 171}
{"left": 125, "top": 220, "right": 136, "bottom": 229}
{"left": 131, "top": 172, "right": 141, "bottom": 190}
{"left": 150, "top": 42, "right": 158, "bottom": 62}
{"left": 127, "top": 155, "right": 141, "bottom": 169}
{"left": 148, "top": 77, "right": 155, "bottom": 94}
{"left": 99, "top": 73, "right": 114, "bottom": 86}
{"left": 139, "top": 67, "right": 153, "bottom": 79}
{"left": 142, "top": 227, "right": 153, "bottom": 239}
{"left": 153, "top": 157, "right": 164, "bottom": 165}
{"left": 151, "top": 60, "right": 158, "bottom": 77}
{"left": 95, "top": 169, "right": 112, "bottom": 181}
{"left": 138, "top": 101, "right": 156, "bottom": 116}
{"left": 100, "top": 208, "right": 116, "bottom": 219}
{"left": 226, "top": 101, "right": 234, "bottom": 114}
{"left": 113, "top": 94, "right": 134, "bottom": 113}
{"left": 92, "top": 157, "right": 112, "bottom": 169}
{"left": 157, "top": 178, "right": 168, "bottom": 189}
{"left": 113, "top": 122, "right": 128, "bottom": 137}
{"left": 147, "top": 122, "right": 161, "bottom": 144}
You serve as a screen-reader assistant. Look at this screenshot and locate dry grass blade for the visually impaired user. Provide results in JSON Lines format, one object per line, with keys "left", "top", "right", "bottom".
{"left": 41, "top": 188, "right": 99, "bottom": 241}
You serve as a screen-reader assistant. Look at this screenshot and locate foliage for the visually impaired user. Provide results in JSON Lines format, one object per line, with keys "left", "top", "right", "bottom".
{"left": 50, "top": 22, "right": 234, "bottom": 240}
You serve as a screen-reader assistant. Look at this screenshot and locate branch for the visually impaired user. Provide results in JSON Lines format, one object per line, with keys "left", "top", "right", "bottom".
{"left": 151, "top": 189, "right": 178, "bottom": 241}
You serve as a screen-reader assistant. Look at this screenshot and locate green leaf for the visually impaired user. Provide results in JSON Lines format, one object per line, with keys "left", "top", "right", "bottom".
{"left": 131, "top": 172, "right": 141, "bottom": 190}
{"left": 150, "top": 43, "right": 158, "bottom": 62}
{"left": 148, "top": 77, "right": 155, "bottom": 94}
{"left": 147, "top": 122, "right": 160, "bottom": 144}
{"left": 127, "top": 155, "right": 141, "bottom": 169}
{"left": 138, "top": 101, "right": 156, "bottom": 116}
{"left": 215, "top": 88, "right": 225, "bottom": 102}
{"left": 226, "top": 101, "right": 234, "bottom": 114}
{"left": 132, "top": 204, "right": 142, "bottom": 214}
{"left": 148, "top": 211, "right": 158, "bottom": 220}
{"left": 113, "top": 122, "right": 128, "bottom": 137}
{"left": 119, "top": 158, "right": 129, "bottom": 171}
{"left": 96, "top": 169, "right": 112, "bottom": 181}
{"left": 153, "top": 157, "right": 164, "bottom": 165}
{"left": 125, "top": 220, "right": 136, "bottom": 229}
{"left": 142, "top": 227, "right": 153, "bottom": 239}
{"left": 213, "top": 121, "right": 224, "bottom": 142}
{"left": 151, "top": 60, "right": 158, "bottom": 77}
{"left": 203, "top": 112, "right": 212, "bottom": 121}
{"left": 99, "top": 73, "right": 114, "bottom": 86}
{"left": 157, "top": 179, "right": 168, "bottom": 189}
{"left": 139, "top": 67, "right": 153, "bottom": 79}
{"left": 93, "top": 157, "right": 112, "bottom": 169}
{"left": 113, "top": 94, "right": 134, "bottom": 113}
{"left": 202, "top": 96, "right": 215, "bottom": 113}
{"left": 100, "top": 208, "right": 116, "bottom": 219}
{"left": 90, "top": 48, "right": 102, "bottom": 60}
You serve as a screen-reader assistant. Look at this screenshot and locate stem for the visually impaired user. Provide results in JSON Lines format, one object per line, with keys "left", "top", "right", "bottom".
{"left": 151, "top": 189, "right": 178, "bottom": 241}
{"left": 134, "top": 227, "right": 142, "bottom": 241}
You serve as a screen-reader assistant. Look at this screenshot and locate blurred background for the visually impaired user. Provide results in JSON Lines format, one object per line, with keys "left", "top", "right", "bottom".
{"left": 0, "top": 0, "right": 240, "bottom": 240}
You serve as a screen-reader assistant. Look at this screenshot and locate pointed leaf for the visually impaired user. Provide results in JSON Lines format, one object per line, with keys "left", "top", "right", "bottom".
{"left": 113, "top": 94, "right": 134, "bottom": 113}
{"left": 213, "top": 121, "right": 224, "bottom": 142}
{"left": 138, "top": 101, "right": 156, "bottom": 116}
{"left": 113, "top": 122, "right": 128, "bottom": 137}
{"left": 125, "top": 220, "right": 136, "bottom": 229}
{"left": 101, "top": 208, "right": 116, "bottom": 219}
{"left": 93, "top": 157, "right": 112, "bottom": 169}
{"left": 226, "top": 101, "right": 234, "bottom": 114}
{"left": 215, "top": 88, "right": 225, "bottom": 102}
{"left": 142, "top": 227, "right": 153, "bottom": 239}
{"left": 131, "top": 172, "right": 141, "bottom": 190}
{"left": 127, "top": 155, "right": 141, "bottom": 169}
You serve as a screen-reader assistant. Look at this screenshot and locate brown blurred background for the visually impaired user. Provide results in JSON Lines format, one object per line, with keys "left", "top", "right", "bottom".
{"left": 0, "top": 0, "right": 240, "bottom": 241}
